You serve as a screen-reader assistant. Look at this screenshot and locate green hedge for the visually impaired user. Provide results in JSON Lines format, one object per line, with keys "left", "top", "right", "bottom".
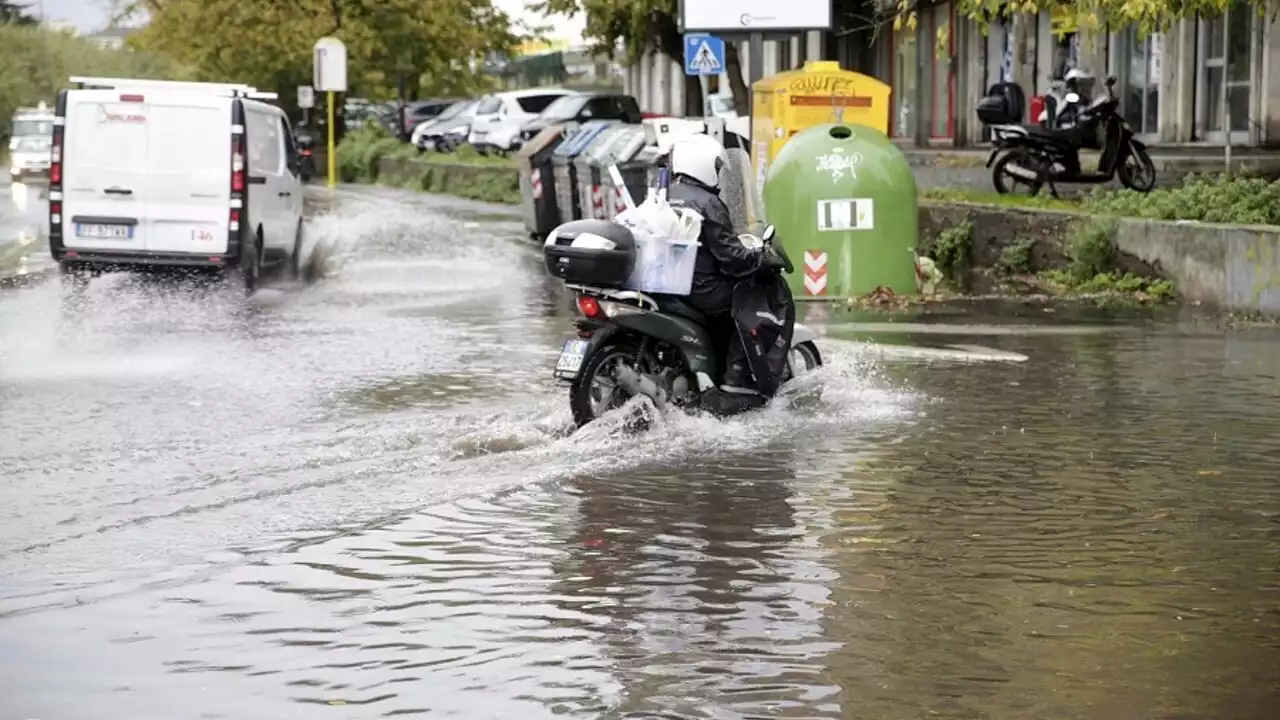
{"left": 1082, "top": 174, "right": 1280, "bottom": 226}
{"left": 0, "top": 25, "right": 187, "bottom": 141}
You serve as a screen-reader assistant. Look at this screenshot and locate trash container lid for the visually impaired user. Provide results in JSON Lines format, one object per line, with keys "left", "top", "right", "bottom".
{"left": 554, "top": 121, "right": 613, "bottom": 157}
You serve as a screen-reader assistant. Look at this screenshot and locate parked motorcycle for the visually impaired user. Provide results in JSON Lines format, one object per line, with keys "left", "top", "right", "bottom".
{"left": 978, "top": 75, "right": 1156, "bottom": 197}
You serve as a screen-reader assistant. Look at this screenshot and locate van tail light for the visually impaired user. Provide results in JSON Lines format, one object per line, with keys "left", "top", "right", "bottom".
{"left": 49, "top": 119, "right": 64, "bottom": 239}
{"left": 231, "top": 137, "right": 245, "bottom": 192}
{"left": 49, "top": 127, "right": 63, "bottom": 185}
{"left": 229, "top": 122, "right": 246, "bottom": 254}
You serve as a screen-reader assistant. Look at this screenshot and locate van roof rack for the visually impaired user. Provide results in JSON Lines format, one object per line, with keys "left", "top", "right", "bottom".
{"left": 68, "top": 76, "right": 279, "bottom": 100}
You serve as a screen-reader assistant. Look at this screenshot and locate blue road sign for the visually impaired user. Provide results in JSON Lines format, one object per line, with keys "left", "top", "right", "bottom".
{"left": 684, "top": 33, "right": 725, "bottom": 77}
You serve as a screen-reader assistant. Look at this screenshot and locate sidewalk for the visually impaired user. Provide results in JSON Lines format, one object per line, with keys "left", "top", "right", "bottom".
{"left": 901, "top": 145, "right": 1280, "bottom": 174}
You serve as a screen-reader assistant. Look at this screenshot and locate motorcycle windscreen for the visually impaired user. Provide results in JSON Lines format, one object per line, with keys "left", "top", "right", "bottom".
{"left": 717, "top": 145, "right": 767, "bottom": 237}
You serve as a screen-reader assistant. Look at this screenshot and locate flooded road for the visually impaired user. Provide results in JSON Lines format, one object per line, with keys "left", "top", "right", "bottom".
{"left": 2, "top": 184, "right": 1278, "bottom": 719}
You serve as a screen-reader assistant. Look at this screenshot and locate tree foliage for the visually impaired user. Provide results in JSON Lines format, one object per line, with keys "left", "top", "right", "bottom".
{"left": 946, "top": 0, "right": 1275, "bottom": 36}
{"left": 1, "top": 1, "right": 37, "bottom": 25}
{"left": 531, "top": 0, "right": 752, "bottom": 116}
{"left": 0, "top": 24, "right": 188, "bottom": 141}
{"left": 120, "top": 0, "right": 520, "bottom": 102}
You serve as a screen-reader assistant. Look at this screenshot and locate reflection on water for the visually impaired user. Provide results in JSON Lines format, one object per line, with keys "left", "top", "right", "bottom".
{"left": 3, "top": 325, "right": 1278, "bottom": 718}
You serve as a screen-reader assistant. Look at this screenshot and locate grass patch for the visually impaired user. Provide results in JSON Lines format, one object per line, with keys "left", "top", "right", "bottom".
{"left": 402, "top": 163, "right": 520, "bottom": 205}
{"left": 335, "top": 124, "right": 520, "bottom": 203}
{"left": 924, "top": 187, "right": 1080, "bottom": 212}
{"left": 418, "top": 146, "right": 517, "bottom": 167}
{"left": 927, "top": 219, "right": 973, "bottom": 288}
{"left": 995, "top": 237, "right": 1035, "bottom": 276}
{"left": 1037, "top": 218, "right": 1176, "bottom": 304}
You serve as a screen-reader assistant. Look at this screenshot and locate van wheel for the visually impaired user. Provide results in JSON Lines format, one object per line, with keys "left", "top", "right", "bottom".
{"left": 238, "top": 236, "right": 262, "bottom": 295}
{"left": 289, "top": 223, "right": 305, "bottom": 280}
{"left": 58, "top": 261, "right": 89, "bottom": 288}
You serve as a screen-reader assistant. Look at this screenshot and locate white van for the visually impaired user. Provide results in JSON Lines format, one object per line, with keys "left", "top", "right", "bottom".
{"left": 49, "top": 76, "right": 307, "bottom": 291}
{"left": 467, "top": 88, "right": 575, "bottom": 153}
{"left": 8, "top": 104, "right": 55, "bottom": 181}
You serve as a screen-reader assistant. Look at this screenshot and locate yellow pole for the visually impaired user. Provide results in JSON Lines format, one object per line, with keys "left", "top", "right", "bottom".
{"left": 326, "top": 90, "right": 336, "bottom": 189}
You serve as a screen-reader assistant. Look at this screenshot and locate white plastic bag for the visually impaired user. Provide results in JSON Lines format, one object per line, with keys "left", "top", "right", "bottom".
{"left": 615, "top": 192, "right": 702, "bottom": 295}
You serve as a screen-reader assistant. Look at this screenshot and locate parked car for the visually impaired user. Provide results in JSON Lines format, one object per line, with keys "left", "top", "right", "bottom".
{"left": 705, "top": 93, "right": 739, "bottom": 119}
{"left": 468, "top": 88, "right": 575, "bottom": 154}
{"left": 50, "top": 77, "right": 307, "bottom": 292}
{"left": 396, "top": 98, "right": 461, "bottom": 141}
{"left": 411, "top": 99, "right": 479, "bottom": 152}
{"left": 513, "top": 92, "right": 643, "bottom": 145}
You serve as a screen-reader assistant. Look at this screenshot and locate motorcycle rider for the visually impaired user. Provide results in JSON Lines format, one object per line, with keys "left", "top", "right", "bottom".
{"left": 664, "top": 134, "right": 764, "bottom": 397}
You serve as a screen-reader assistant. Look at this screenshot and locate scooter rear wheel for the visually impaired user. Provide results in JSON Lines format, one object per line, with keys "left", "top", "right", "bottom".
{"left": 570, "top": 341, "right": 639, "bottom": 427}
{"left": 992, "top": 149, "right": 1045, "bottom": 196}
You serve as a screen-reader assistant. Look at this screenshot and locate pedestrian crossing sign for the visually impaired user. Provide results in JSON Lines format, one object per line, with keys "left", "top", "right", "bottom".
{"left": 684, "top": 33, "right": 725, "bottom": 76}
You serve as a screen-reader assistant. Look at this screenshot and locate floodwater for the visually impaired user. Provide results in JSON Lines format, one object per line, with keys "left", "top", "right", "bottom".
{"left": 1, "top": 184, "right": 1278, "bottom": 719}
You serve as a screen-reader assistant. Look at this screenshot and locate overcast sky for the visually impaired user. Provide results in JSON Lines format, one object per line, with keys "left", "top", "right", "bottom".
{"left": 33, "top": 0, "right": 585, "bottom": 41}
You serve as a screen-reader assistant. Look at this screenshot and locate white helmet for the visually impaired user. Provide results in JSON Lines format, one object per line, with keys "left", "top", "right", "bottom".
{"left": 669, "top": 134, "right": 725, "bottom": 189}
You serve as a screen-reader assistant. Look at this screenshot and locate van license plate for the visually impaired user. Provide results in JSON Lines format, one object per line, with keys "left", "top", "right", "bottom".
{"left": 554, "top": 339, "right": 589, "bottom": 379}
{"left": 76, "top": 223, "right": 132, "bottom": 240}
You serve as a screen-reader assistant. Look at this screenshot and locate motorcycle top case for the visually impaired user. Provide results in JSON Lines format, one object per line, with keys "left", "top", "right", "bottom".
{"left": 976, "top": 82, "right": 1026, "bottom": 125}
{"left": 976, "top": 95, "right": 1018, "bottom": 125}
{"left": 543, "top": 218, "right": 637, "bottom": 288}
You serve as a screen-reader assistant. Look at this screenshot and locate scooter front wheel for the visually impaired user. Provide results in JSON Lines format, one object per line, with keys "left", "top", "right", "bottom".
{"left": 992, "top": 149, "right": 1045, "bottom": 196}
{"left": 1119, "top": 145, "right": 1157, "bottom": 192}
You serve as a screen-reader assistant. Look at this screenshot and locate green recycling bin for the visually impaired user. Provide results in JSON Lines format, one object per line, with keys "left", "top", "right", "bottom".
{"left": 763, "top": 122, "right": 917, "bottom": 299}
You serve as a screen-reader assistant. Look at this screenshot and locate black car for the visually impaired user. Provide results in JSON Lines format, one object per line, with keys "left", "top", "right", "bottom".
{"left": 518, "top": 93, "right": 643, "bottom": 142}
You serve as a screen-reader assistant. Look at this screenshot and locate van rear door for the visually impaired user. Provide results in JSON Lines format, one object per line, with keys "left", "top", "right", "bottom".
{"left": 143, "top": 97, "right": 231, "bottom": 254}
{"left": 63, "top": 91, "right": 231, "bottom": 255}
{"left": 62, "top": 91, "right": 151, "bottom": 252}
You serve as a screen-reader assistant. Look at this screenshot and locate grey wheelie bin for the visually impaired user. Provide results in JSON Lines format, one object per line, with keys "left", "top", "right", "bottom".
{"left": 515, "top": 124, "right": 568, "bottom": 239}
{"left": 572, "top": 125, "right": 630, "bottom": 221}
{"left": 595, "top": 128, "right": 654, "bottom": 220}
{"left": 551, "top": 121, "right": 613, "bottom": 224}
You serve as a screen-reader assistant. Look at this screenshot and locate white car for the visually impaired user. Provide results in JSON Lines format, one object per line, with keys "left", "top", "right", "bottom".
{"left": 410, "top": 99, "right": 478, "bottom": 152}
{"left": 50, "top": 76, "right": 306, "bottom": 292}
{"left": 468, "top": 88, "right": 576, "bottom": 153}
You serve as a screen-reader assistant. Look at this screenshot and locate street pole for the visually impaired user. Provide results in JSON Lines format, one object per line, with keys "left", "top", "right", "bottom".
{"left": 327, "top": 90, "right": 336, "bottom": 188}
{"left": 748, "top": 32, "right": 764, "bottom": 150}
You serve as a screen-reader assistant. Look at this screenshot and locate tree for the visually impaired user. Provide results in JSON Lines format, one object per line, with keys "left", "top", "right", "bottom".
{"left": 0, "top": 1, "right": 37, "bottom": 24}
{"left": 532, "top": 0, "right": 749, "bottom": 117}
{"left": 119, "top": 0, "right": 519, "bottom": 103}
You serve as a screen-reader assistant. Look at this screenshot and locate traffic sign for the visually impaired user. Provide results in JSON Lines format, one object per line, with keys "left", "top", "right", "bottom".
{"left": 313, "top": 37, "right": 347, "bottom": 92}
{"left": 683, "top": 33, "right": 724, "bottom": 76}
{"left": 297, "top": 85, "right": 314, "bottom": 109}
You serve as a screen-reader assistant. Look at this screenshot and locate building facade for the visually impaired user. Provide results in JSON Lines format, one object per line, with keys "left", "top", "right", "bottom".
{"left": 623, "top": 0, "right": 1280, "bottom": 148}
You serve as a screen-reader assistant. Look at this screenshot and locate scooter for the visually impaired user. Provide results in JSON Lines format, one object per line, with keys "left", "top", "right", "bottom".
{"left": 547, "top": 223, "right": 823, "bottom": 428}
{"left": 983, "top": 76, "right": 1156, "bottom": 197}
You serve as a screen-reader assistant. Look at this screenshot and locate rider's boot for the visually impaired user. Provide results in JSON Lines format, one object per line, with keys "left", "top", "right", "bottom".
{"left": 702, "top": 360, "right": 765, "bottom": 417}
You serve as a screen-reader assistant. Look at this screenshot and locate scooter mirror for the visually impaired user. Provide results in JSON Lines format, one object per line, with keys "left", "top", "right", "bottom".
{"left": 1105, "top": 75, "right": 1118, "bottom": 87}
{"left": 1064, "top": 92, "right": 1081, "bottom": 104}
{"left": 762, "top": 224, "right": 776, "bottom": 242}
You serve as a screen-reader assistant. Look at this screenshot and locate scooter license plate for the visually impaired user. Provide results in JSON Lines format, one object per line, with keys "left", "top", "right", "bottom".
{"left": 554, "top": 339, "right": 590, "bottom": 379}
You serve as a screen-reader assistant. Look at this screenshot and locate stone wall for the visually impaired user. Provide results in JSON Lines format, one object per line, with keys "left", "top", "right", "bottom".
{"left": 920, "top": 200, "right": 1280, "bottom": 314}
